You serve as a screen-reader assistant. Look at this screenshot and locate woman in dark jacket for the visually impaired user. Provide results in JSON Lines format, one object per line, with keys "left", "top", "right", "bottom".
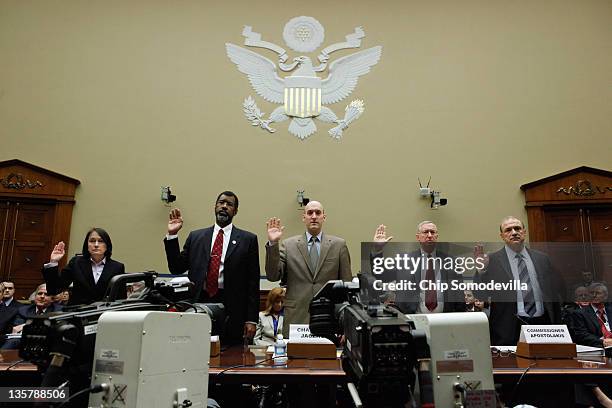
{"left": 42, "top": 227, "right": 125, "bottom": 305}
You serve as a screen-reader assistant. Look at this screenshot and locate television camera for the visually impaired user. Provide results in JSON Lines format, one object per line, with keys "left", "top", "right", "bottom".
{"left": 18, "top": 272, "right": 224, "bottom": 407}
{"left": 309, "top": 276, "right": 496, "bottom": 408}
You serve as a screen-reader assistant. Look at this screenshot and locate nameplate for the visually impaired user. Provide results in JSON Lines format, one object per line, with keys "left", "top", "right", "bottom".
{"left": 288, "top": 324, "right": 331, "bottom": 343}
{"left": 518, "top": 325, "right": 572, "bottom": 344}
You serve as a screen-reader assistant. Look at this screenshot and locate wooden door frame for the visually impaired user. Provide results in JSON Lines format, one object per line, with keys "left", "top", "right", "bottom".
{"left": 521, "top": 166, "right": 612, "bottom": 242}
{"left": 0, "top": 160, "right": 80, "bottom": 279}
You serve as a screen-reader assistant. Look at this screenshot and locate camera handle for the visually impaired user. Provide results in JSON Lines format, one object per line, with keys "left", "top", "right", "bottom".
{"left": 346, "top": 382, "right": 363, "bottom": 408}
{"left": 103, "top": 271, "right": 158, "bottom": 302}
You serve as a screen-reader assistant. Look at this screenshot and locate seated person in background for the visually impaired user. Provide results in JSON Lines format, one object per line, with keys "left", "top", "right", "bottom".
{"left": 43, "top": 227, "right": 125, "bottom": 305}
{"left": 580, "top": 270, "right": 594, "bottom": 288}
{"left": 254, "top": 287, "right": 285, "bottom": 346}
{"left": 2, "top": 283, "right": 62, "bottom": 349}
{"left": 0, "top": 282, "right": 20, "bottom": 347}
{"left": 562, "top": 284, "right": 591, "bottom": 335}
{"left": 53, "top": 289, "right": 70, "bottom": 305}
{"left": 464, "top": 290, "right": 488, "bottom": 313}
{"left": 2, "top": 281, "right": 20, "bottom": 309}
{"left": 571, "top": 284, "right": 612, "bottom": 408}
{"left": 572, "top": 282, "right": 612, "bottom": 348}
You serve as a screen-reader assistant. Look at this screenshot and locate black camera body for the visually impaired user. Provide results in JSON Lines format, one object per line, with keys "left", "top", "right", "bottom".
{"left": 309, "top": 278, "right": 429, "bottom": 407}
{"left": 340, "top": 303, "right": 419, "bottom": 406}
{"left": 19, "top": 272, "right": 225, "bottom": 407}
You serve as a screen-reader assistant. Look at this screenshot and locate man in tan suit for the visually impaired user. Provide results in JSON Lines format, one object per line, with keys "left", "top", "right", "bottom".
{"left": 265, "top": 200, "right": 352, "bottom": 337}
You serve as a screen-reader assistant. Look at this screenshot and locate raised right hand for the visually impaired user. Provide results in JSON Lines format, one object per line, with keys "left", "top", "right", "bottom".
{"left": 49, "top": 241, "right": 66, "bottom": 263}
{"left": 168, "top": 208, "right": 183, "bottom": 235}
{"left": 473, "top": 244, "right": 489, "bottom": 270}
{"left": 373, "top": 224, "right": 393, "bottom": 252}
{"left": 266, "top": 217, "right": 284, "bottom": 242}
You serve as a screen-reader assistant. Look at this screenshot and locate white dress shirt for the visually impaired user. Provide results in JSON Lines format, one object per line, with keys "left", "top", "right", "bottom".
{"left": 91, "top": 258, "right": 106, "bottom": 284}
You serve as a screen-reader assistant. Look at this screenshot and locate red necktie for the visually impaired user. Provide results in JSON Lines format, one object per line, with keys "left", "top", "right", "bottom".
{"left": 207, "top": 229, "right": 224, "bottom": 297}
{"left": 596, "top": 305, "right": 612, "bottom": 339}
{"left": 425, "top": 255, "right": 437, "bottom": 311}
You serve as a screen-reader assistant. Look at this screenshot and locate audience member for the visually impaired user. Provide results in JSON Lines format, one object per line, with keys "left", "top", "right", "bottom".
{"left": 254, "top": 287, "right": 285, "bottom": 346}
{"left": 464, "top": 290, "right": 488, "bottom": 313}
{"left": 580, "top": 270, "right": 594, "bottom": 288}
{"left": 573, "top": 282, "right": 612, "bottom": 348}
{"left": 54, "top": 289, "right": 70, "bottom": 305}
{"left": 571, "top": 282, "right": 612, "bottom": 407}
{"left": 0, "top": 282, "right": 20, "bottom": 347}
{"left": 562, "top": 285, "right": 591, "bottom": 334}
{"left": 1, "top": 281, "right": 20, "bottom": 309}
{"left": 2, "top": 283, "right": 62, "bottom": 349}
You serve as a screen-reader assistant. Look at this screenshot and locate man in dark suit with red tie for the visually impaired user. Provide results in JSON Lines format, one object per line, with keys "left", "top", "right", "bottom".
{"left": 164, "top": 191, "right": 260, "bottom": 345}
{"left": 573, "top": 282, "right": 612, "bottom": 348}
{"left": 372, "top": 221, "right": 465, "bottom": 314}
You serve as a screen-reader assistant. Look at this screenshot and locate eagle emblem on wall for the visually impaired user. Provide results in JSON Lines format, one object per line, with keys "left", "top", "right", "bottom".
{"left": 225, "top": 16, "right": 382, "bottom": 140}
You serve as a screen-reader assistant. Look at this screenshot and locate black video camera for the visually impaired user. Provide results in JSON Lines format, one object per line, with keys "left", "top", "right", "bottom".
{"left": 19, "top": 272, "right": 225, "bottom": 407}
{"left": 309, "top": 276, "right": 429, "bottom": 408}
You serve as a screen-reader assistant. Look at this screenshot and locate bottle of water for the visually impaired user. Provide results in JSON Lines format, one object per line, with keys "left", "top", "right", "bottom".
{"left": 273, "top": 334, "right": 288, "bottom": 365}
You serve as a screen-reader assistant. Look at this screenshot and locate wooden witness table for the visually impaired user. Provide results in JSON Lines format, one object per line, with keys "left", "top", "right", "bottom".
{"left": 2, "top": 347, "right": 612, "bottom": 386}
{"left": 211, "top": 347, "right": 612, "bottom": 382}
{"left": 209, "top": 346, "right": 345, "bottom": 384}
{"left": 492, "top": 354, "right": 612, "bottom": 383}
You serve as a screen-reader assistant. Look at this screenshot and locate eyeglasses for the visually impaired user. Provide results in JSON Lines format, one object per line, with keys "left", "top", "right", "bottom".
{"left": 491, "top": 347, "right": 514, "bottom": 358}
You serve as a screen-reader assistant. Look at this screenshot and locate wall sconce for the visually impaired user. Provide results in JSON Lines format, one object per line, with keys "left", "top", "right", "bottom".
{"left": 161, "top": 186, "right": 176, "bottom": 204}
{"left": 419, "top": 178, "right": 447, "bottom": 209}
{"left": 297, "top": 189, "right": 310, "bottom": 207}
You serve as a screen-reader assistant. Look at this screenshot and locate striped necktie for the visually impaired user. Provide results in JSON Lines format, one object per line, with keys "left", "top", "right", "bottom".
{"left": 516, "top": 253, "right": 535, "bottom": 317}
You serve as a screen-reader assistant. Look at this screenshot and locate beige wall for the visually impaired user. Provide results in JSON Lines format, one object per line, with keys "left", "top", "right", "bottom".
{"left": 2, "top": 0, "right": 611, "bottom": 275}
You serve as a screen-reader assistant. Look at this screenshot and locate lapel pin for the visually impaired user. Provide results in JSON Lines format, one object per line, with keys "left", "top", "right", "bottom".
{"left": 232, "top": 240, "right": 237, "bottom": 244}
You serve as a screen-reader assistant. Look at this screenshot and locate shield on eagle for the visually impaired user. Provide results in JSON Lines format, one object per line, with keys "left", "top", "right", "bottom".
{"left": 284, "top": 76, "right": 322, "bottom": 118}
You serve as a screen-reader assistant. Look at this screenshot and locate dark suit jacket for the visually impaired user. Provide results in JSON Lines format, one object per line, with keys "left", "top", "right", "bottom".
{"left": 164, "top": 226, "right": 260, "bottom": 344}
{"left": 0, "top": 303, "right": 20, "bottom": 346}
{"left": 474, "top": 247, "right": 561, "bottom": 346}
{"left": 12, "top": 303, "right": 64, "bottom": 326}
{"left": 2, "top": 299, "right": 21, "bottom": 311}
{"left": 373, "top": 249, "right": 465, "bottom": 314}
{"left": 42, "top": 256, "right": 125, "bottom": 305}
{"left": 572, "top": 304, "right": 612, "bottom": 347}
